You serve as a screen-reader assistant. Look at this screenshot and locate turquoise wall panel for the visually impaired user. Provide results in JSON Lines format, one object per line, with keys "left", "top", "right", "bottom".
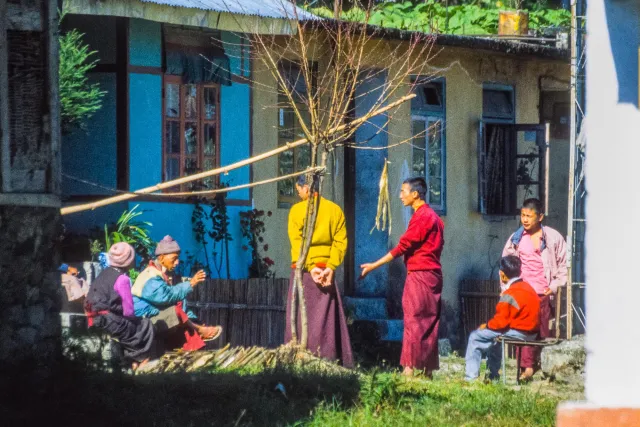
{"left": 129, "top": 73, "right": 163, "bottom": 190}
{"left": 221, "top": 83, "right": 251, "bottom": 200}
{"left": 129, "top": 202, "right": 251, "bottom": 279}
{"left": 129, "top": 19, "right": 162, "bottom": 67}
{"left": 62, "top": 73, "right": 117, "bottom": 196}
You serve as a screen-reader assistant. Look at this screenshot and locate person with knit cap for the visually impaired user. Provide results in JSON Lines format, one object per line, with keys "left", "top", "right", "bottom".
{"left": 84, "top": 242, "right": 156, "bottom": 370}
{"left": 132, "top": 235, "right": 222, "bottom": 353}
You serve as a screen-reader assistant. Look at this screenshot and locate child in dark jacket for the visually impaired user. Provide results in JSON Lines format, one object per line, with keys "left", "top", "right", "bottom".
{"left": 464, "top": 255, "right": 540, "bottom": 381}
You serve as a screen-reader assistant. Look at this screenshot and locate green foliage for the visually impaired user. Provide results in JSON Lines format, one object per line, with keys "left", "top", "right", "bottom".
{"left": 104, "top": 204, "right": 155, "bottom": 262}
{"left": 239, "top": 209, "right": 275, "bottom": 279}
{"left": 59, "top": 13, "right": 106, "bottom": 135}
{"left": 310, "top": 1, "right": 570, "bottom": 35}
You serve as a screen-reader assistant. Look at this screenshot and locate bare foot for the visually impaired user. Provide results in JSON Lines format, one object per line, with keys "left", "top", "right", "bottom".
{"left": 519, "top": 367, "right": 535, "bottom": 382}
{"left": 402, "top": 367, "right": 414, "bottom": 377}
{"left": 199, "top": 325, "right": 222, "bottom": 341}
{"left": 132, "top": 358, "right": 149, "bottom": 372}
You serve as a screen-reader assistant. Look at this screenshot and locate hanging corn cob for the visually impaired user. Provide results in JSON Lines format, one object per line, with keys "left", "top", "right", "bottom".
{"left": 370, "top": 159, "right": 392, "bottom": 235}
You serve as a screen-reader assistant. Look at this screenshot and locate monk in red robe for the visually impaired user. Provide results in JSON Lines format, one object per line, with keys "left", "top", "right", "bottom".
{"left": 360, "top": 177, "right": 444, "bottom": 377}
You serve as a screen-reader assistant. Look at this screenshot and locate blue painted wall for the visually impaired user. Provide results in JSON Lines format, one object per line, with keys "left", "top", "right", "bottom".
{"left": 130, "top": 202, "right": 251, "bottom": 279}
{"left": 221, "top": 82, "right": 251, "bottom": 200}
{"left": 354, "top": 72, "right": 389, "bottom": 297}
{"left": 62, "top": 18, "right": 252, "bottom": 277}
{"left": 62, "top": 73, "right": 117, "bottom": 196}
{"left": 129, "top": 73, "right": 163, "bottom": 189}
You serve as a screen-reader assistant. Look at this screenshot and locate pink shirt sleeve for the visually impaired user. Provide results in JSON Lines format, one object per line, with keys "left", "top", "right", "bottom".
{"left": 113, "top": 275, "right": 134, "bottom": 317}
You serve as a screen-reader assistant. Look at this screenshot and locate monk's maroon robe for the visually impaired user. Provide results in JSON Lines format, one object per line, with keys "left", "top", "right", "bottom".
{"left": 390, "top": 203, "right": 444, "bottom": 372}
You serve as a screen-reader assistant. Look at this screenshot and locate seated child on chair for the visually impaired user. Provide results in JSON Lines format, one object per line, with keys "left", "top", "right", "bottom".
{"left": 464, "top": 255, "right": 540, "bottom": 381}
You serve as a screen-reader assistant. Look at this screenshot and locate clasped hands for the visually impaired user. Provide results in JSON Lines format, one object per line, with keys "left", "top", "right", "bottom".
{"left": 310, "top": 267, "right": 334, "bottom": 287}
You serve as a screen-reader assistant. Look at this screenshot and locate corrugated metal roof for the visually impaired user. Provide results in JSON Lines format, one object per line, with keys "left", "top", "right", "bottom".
{"left": 140, "top": 0, "right": 317, "bottom": 20}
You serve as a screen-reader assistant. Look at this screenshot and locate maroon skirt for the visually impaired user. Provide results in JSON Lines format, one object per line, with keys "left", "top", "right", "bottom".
{"left": 401, "top": 269, "right": 442, "bottom": 372}
{"left": 285, "top": 269, "right": 354, "bottom": 368}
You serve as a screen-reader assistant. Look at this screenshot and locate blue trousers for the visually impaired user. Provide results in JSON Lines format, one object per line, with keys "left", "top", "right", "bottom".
{"left": 464, "top": 328, "right": 537, "bottom": 381}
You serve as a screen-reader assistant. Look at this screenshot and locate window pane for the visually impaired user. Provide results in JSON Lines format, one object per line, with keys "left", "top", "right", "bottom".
{"left": 516, "top": 157, "right": 540, "bottom": 184}
{"left": 483, "top": 89, "right": 514, "bottom": 119}
{"left": 429, "top": 178, "right": 442, "bottom": 206}
{"left": 278, "top": 179, "right": 295, "bottom": 198}
{"left": 204, "top": 124, "right": 216, "bottom": 157}
{"left": 185, "top": 123, "right": 197, "bottom": 155}
{"left": 516, "top": 130, "right": 539, "bottom": 156}
{"left": 428, "top": 120, "right": 442, "bottom": 179}
{"left": 412, "top": 119, "right": 426, "bottom": 177}
{"left": 165, "top": 158, "right": 179, "bottom": 181}
{"left": 411, "top": 81, "right": 443, "bottom": 110}
{"left": 296, "top": 143, "right": 311, "bottom": 171}
{"left": 203, "top": 158, "right": 215, "bottom": 189}
{"left": 278, "top": 108, "right": 295, "bottom": 142}
{"left": 184, "top": 158, "right": 198, "bottom": 176}
{"left": 165, "top": 84, "right": 180, "bottom": 118}
{"left": 204, "top": 87, "right": 217, "bottom": 120}
{"left": 165, "top": 121, "right": 180, "bottom": 154}
{"left": 279, "top": 150, "right": 294, "bottom": 175}
{"left": 184, "top": 85, "right": 197, "bottom": 119}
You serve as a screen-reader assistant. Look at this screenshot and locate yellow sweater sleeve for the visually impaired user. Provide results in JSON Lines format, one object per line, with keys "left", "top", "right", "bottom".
{"left": 327, "top": 204, "right": 348, "bottom": 270}
{"left": 288, "top": 202, "right": 305, "bottom": 264}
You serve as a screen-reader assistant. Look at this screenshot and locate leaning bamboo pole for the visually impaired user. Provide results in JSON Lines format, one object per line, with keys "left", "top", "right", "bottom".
{"left": 61, "top": 94, "right": 416, "bottom": 216}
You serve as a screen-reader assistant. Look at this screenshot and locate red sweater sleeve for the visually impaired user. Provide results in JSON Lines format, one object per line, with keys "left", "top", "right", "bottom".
{"left": 390, "top": 210, "right": 432, "bottom": 258}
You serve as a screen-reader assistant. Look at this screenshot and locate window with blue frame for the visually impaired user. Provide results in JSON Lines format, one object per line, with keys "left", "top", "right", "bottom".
{"left": 411, "top": 78, "right": 446, "bottom": 213}
{"left": 478, "top": 84, "right": 548, "bottom": 216}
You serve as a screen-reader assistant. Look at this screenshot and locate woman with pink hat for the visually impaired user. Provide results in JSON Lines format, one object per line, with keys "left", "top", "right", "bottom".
{"left": 84, "top": 242, "right": 156, "bottom": 370}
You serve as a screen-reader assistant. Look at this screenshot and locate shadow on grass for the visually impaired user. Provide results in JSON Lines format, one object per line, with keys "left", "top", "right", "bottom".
{"left": 0, "top": 359, "right": 361, "bottom": 427}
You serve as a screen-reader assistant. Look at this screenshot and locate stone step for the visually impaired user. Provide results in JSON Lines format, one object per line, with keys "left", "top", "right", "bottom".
{"left": 344, "top": 297, "right": 388, "bottom": 320}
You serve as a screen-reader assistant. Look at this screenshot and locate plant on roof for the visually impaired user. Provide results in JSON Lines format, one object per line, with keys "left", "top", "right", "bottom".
{"left": 309, "top": 1, "right": 570, "bottom": 36}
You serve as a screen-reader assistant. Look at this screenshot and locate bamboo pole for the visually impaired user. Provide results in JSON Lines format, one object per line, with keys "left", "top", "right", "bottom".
{"left": 61, "top": 94, "right": 416, "bottom": 215}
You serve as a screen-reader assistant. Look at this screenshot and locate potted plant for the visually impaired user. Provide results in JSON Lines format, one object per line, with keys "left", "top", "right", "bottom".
{"left": 497, "top": 1, "right": 529, "bottom": 36}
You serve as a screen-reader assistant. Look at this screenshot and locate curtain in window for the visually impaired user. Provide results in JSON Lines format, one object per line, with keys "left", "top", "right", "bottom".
{"left": 166, "top": 51, "right": 232, "bottom": 86}
{"left": 485, "top": 126, "right": 506, "bottom": 214}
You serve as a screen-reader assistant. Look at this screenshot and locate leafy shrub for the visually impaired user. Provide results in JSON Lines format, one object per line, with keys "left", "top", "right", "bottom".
{"left": 59, "top": 12, "right": 106, "bottom": 134}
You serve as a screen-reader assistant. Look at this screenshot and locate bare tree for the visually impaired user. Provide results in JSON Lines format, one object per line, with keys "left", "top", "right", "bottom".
{"left": 237, "top": 0, "right": 438, "bottom": 348}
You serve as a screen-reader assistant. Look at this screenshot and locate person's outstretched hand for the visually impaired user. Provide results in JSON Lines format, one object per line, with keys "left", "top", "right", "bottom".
{"left": 190, "top": 270, "right": 207, "bottom": 287}
{"left": 359, "top": 263, "right": 376, "bottom": 280}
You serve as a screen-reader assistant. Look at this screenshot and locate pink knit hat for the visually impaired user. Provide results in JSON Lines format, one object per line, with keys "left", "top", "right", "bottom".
{"left": 155, "top": 235, "right": 181, "bottom": 256}
{"left": 108, "top": 242, "right": 136, "bottom": 268}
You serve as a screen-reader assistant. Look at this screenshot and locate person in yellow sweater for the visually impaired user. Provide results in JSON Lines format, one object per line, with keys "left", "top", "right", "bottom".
{"left": 285, "top": 174, "right": 353, "bottom": 367}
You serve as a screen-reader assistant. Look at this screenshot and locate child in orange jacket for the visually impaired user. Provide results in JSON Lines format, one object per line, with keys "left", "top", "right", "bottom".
{"left": 465, "top": 255, "right": 540, "bottom": 381}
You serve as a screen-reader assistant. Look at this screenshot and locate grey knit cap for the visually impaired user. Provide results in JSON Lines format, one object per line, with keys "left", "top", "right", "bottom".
{"left": 155, "top": 235, "right": 181, "bottom": 255}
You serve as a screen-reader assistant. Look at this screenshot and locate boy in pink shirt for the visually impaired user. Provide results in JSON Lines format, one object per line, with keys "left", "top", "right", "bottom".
{"left": 503, "top": 198, "right": 567, "bottom": 381}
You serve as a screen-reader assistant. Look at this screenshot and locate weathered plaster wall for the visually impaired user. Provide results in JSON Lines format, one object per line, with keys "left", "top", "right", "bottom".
{"left": 386, "top": 48, "right": 569, "bottom": 342}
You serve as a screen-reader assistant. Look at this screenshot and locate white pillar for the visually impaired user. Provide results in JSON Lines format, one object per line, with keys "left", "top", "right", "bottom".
{"left": 585, "top": 0, "right": 640, "bottom": 407}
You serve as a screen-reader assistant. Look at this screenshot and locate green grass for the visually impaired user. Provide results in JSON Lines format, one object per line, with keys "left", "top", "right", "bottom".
{"left": 1, "top": 358, "right": 562, "bottom": 426}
